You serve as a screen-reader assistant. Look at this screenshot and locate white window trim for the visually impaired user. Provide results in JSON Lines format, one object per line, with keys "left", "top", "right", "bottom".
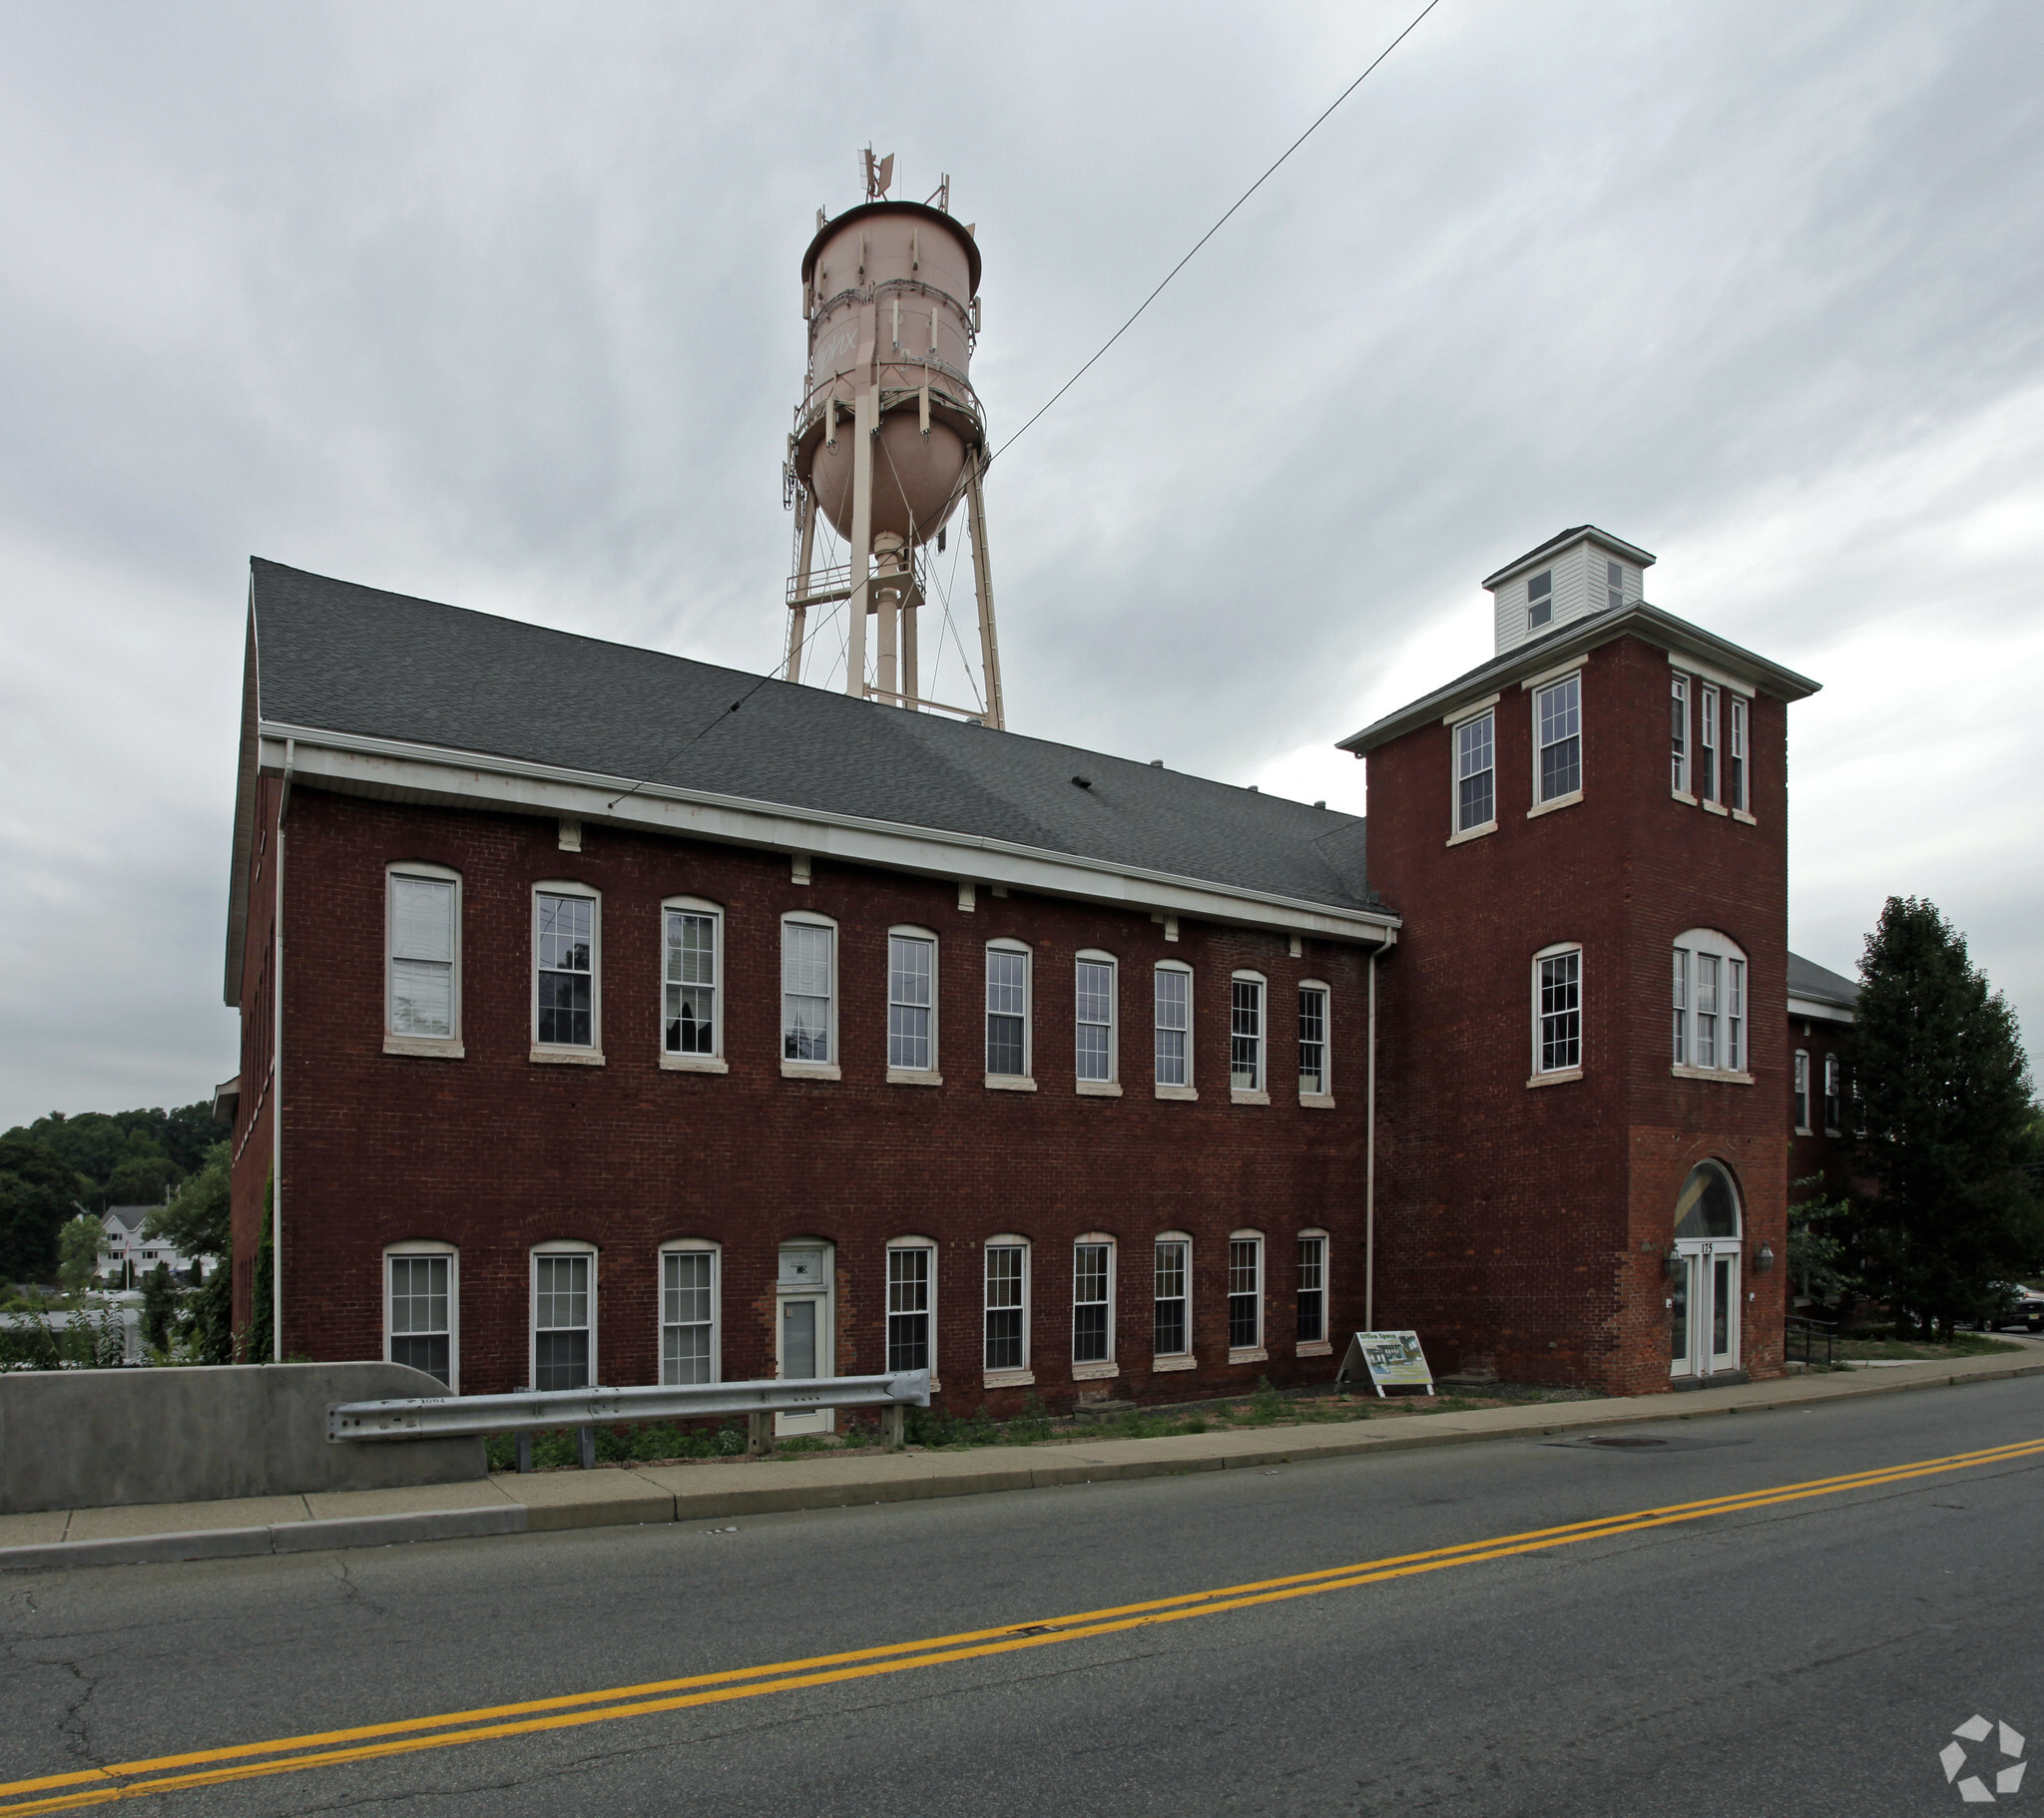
{"left": 531, "top": 880, "right": 603, "bottom": 1064}
{"left": 885, "top": 1234, "right": 939, "bottom": 1387}
{"left": 660, "top": 896, "right": 727, "bottom": 1073}
{"left": 1230, "top": 970, "right": 1269, "bottom": 1104}
{"left": 1449, "top": 706, "right": 1498, "bottom": 843}
{"left": 1531, "top": 941, "right": 1584, "bottom": 1082}
{"left": 1728, "top": 694, "right": 1751, "bottom": 817}
{"left": 1670, "top": 672, "right": 1691, "bottom": 800}
{"left": 658, "top": 1238, "right": 721, "bottom": 1385}
{"left": 1152, "top": 1230, "right": 1194, "bottom": 1364}
{"left": 1074, "top": 948, "right": 1120, "bottom": 1095}
{"left": 1793, "top": 1049, "right": 1812, "bottom": 1136}
{"left": 1530, "top": 673, "right": 1584, "bottom": 810}
{"left": 1517, "top": 652, "right": 1589, "bottom": 692}
{"left": 1664, "top": 647, "right": 1756, "bottom": 698}
{"left": 384, "top": 1240, "right": 458, "bottom": 1393}
{"left": 780, "top": 910, "right": 839, "bottom": 1078}
{"left": 1227, "top": 1228, "right": 1266, "bottom": 1364}
{"left": 984, "top": 938, "right": 1034, "bottom": 1087}
{"left": 1071, "top": 1231, "right": 1118, "bottom": 1377}
{"left": 1295, "top": 1226, "right": 1331, "bottom": 1357}
{"left": 1671, "top": 928, "right": 1749, "bottom": 1082}
{"left": 1297, "top": 979, "right": 1333, "bottom": 1107}
{"left": 385, "top": 863, "right": 464, "bottom": 1059}
{"left": 886, "top": 924, "right": 941, "bottom": 1081}
{"left": 529, "top": 1241, "right": 597, "bottom": 1391}
{"left": 983, "top": 1232, "right": 1033, "bottom": 1386}
{"left": 1153, "top": 959, "right": 1196, "bottom": 1099}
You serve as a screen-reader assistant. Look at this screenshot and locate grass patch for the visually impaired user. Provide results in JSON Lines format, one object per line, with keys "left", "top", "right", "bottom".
{"left": 1831, "top": 1332, "right": 2024, "bottom": 1361}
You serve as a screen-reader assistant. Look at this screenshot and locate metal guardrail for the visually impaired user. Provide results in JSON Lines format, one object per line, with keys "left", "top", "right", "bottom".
{"left": 1785, "top": 1317, "right": 1836, "bottom": 1369}
{"left": 327, "top": 1370, "right": 932, "bottom": 1463}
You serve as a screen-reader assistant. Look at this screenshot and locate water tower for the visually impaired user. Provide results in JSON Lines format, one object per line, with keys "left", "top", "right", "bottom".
{"left": 781, "top": 151, "right": 1005, "bottom": 728}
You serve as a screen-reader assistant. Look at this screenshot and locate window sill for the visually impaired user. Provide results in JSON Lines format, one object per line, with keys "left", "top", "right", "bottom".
{"left": 1445, "top": 820, "right": 1497, "bottom": 848}
{"left": 660, "top": 1055, "right": 729, "bottom": 1074}
{"left": 1702, "top": 798, "right": 1729, "bottom": 817}
{"left": 1793, "top": 1127, "right": 1813, "bottom": 1137}
{"left": 1822, "top": 1129, "right": 1843, "bottom": 1139}
{"left": 1298, "top": 1093, "right": 1336, "bottom": 1110}
{"left": 1228, "top": 1346, "right": 1269, "bottom": 1366}
{"left": 886, "top": 1068, "right": 943, "bottom": 1086}
{"left": 1075, "top": 1080, "right": 1123, "bottom": 1097}
{"left": 1151, "top": 1353, "right": 1198, "bottom": 1372}
{"left": 1527, "top": 1067, "right": 1583, "bottom": 1088}
{"left": 1670, "top": 1065, "right": 1754, "bottom": 1085}
{"left": 1231, "top": 1088, "right": 1271, "bottom": 1107}
{"left": 385, "top": 1037, "right": 465, "bottom": 1060}
{"left": 982, "top": 1368, "right": 1035, "bottom": 1389}
{"left": 1295, "top": 1340, "right": 1333, "bottom": 1358}
{"left": 1154, "top": 1083, "right": 1199, "bottom": 1102}
{"left": 1671, "top": 789, "right": 1698, "bottom": 806}
{"left": 780, "top": 1061, "right": 841, "bottom": 1081}
{"left": 1732, "top": 808, "right": 1758, "bottom": 826}
{"left": 1071, "top": 1360, "right": 1119, "bottom": 1382}
{"left": 1527, "top": 789, "right": 1583, "bottom": 820}
{"left": 531, "top": 1046, "right": 605, "bottom": 1066}
{"left": 985, "top": 1074, "right": 1037, "bottom": 1092}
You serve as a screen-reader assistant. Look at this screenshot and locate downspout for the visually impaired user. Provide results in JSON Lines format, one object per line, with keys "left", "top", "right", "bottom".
{"left": 271, "top": 738, "right": 292, "bottom": 1362}
{"left": 1365, "top": 942, "right": 1378, "bottom": 1331}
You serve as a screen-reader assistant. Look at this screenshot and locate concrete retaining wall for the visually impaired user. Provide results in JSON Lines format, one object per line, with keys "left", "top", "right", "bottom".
{"left": 0, "top": 1363, "right": 486, "bottom": 1514}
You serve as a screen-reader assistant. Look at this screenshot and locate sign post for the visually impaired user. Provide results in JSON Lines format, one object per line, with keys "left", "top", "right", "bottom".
{"left": 1335, "top": 1331, "right": 1435, "bottom": 1398}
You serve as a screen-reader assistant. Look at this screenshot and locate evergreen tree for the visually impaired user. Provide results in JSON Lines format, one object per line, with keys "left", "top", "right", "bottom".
{"left": 0, "top": 1136, "right": 82, "bottom": 1283}
{"left": 1846, "top": 896, "right": 2042, "bottom": 1335}
{"left": 140, "top": 1262, "right": 181, "bottom": 1353}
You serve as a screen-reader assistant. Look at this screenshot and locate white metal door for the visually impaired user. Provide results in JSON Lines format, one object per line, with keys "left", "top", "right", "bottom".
{"left": 1670, "top": 1241, "right": 1741, "bottom": 1380}
{"left": 774, "top": 1241, "right": 833, "bottom": 1436}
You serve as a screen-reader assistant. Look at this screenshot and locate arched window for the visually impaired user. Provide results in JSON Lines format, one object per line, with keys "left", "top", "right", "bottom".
{"left": 531, "top": 1241, "right": 597, "bottom": 1390}
{"left": 1152, "top": 1231, "right": 1193, "bottom": 1363}
{"left": 662, "top": 897, "right": 723, "bottom": 1067}
{"left": 533, "top": 881, "right": 601, "bottom": 1060}
{"left": 1532, "top": 943, "right": 1583, "bottom": 1078}
{"left": 985, "top": 940, "right": 1033, "bottom": 1084}
{"left": 1072, "top": 1233, "right": 1117, "bottom": 1372}
{"left": 1154, "top": 961, "right": 1195, "bottom": 1097}
{"left": 386, "top": 863, "right": 462, "bottom": 1057}
{"left": 888, "top": 927, "right": 939, "bottom": 1078}
{"left": 1672, "top": 929, "right": 1749, "bottom": 1076}
{"left": 887, "top": 1235, "right": 937, "bottom": 1373}
{"left": 781, "top": 912, "right": 838, "bottom": 1071}
{"left": 983, "top": 1233, "right": 1032, "bottom": 1380}
{"left": 1674, "top": 1161, "right": 1742, "bottom": 1240}
{"left": 385, "top": 1241, "right": 457, "bottom": 1392}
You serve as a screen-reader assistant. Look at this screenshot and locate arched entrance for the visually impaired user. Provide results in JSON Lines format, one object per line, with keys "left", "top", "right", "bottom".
{"left": 1670, "top": 1161, "right": 1742, "bottom": 1382}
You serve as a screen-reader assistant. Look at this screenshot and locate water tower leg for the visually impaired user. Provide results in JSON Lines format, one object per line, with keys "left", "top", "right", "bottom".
{"left": 901, "top": 602, "right": 919, "bottom": 709}
{"left": 844, "top": 389, "right": 876, "bottom": 699}
{"left": 785, "top": 490, "right": 815, "bottom": 684}
{"left": 876, "top": 592, "right": 898, "bottom": 704}
{"left": 967, "top": 455, "right": 1005, "bottom": 729}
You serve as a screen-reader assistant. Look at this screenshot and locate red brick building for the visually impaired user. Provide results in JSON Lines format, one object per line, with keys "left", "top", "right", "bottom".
{"left": 219, "top": 526, "right": 1850, "bottom": 1408}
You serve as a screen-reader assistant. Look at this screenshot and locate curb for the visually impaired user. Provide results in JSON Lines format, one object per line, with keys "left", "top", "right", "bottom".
{"left": 0, "top": 1506, "right": 527, "bottom": 1573}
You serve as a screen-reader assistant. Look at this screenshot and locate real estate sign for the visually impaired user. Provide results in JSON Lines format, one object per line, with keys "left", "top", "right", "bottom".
{"left": 1336, "top": 1330, "right": 1435, "bottom": 1397}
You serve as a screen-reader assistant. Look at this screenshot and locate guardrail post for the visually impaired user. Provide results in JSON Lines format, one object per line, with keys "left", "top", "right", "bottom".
{"left": 577, "top": 1426, "right": 597, "bottom": 1470}
{"left": 748, "top": 1411, "right": 774, "bottom": 1458}
{"left": 882, "top": 1404, "right": 904, "bottom": 1452}
{"left": 516, "top": 1433, "right": 533, "bottom": 1474}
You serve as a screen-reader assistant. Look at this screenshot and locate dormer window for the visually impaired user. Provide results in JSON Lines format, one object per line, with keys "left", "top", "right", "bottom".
{"left": 1527, "top": 570, "right": 1554, "bottom": 630}
{"left": 1606, "top": 559, "right": 1624, "bottom": 612}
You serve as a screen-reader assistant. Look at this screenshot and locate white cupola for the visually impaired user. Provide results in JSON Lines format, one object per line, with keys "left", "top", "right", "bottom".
{"left": 1482, "top": 526, "right": 1656, "bottom": 656}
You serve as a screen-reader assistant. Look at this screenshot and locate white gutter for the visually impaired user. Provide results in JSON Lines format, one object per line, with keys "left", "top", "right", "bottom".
{"left": 1788, "top": 996, "right": 1854, "bottom": 1026}
{"left": 271, "top": 738, "right": 291, "bottom": 1362}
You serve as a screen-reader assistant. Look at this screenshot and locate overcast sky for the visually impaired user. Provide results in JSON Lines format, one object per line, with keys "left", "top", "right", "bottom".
{"left": 2, "top": 0, "right": 2040, "bottom": 1130}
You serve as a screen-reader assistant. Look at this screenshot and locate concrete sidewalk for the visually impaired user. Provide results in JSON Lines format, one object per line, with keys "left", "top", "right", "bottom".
{"left": 6, "top": 1350, "right": 2040, "bottom": 1572}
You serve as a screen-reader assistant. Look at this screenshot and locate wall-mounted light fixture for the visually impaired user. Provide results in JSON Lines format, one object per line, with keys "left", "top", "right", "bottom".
{"left": 1754, "top": 1243, "right": 1776, "bottom": 1274}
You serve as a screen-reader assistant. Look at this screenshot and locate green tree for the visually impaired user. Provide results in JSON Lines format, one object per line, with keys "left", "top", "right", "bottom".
{"left": 140, "top": 1263, "right": 182, "bottom": 1352}
{"left": 0, "top": 1136, "right": 80, "bottom": 1283}
{"left": 57, "top": 1213, "right": 104, "bottom": 1299}
{"left": 106, "top": 1154, "right": 178, "bottom": 1206}
{"left": 145, "top": 1143, "right": 234, "bottom": 1363}
{"left": 1845, "top": 896, "right": 2042, "bottom": 1336}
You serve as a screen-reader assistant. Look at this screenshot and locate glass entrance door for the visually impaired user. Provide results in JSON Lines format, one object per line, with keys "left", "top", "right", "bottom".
{"left": 1670, "top": 1241, "right": 1741, "bottom": 1379}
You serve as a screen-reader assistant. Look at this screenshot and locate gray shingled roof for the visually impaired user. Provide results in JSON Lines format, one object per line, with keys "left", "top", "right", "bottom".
{"left": 1787, "top": 951, "right": 1859, "bottom": 1010}
{"left": 250, "top": 560, "right": 1376, "bottom": 912}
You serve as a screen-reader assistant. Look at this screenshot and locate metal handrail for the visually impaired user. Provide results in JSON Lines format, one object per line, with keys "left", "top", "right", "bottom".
{"left": 1785, "top": 1316, "right": 1836, "bottom": 1369}
{"left": 326, "top": 1370, "right": 931, "bottom": 1444}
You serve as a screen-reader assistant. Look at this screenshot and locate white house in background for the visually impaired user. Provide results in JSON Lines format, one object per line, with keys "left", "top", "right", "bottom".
{"left": 93, "top": 1206, "right": 216, "bottom": 1286}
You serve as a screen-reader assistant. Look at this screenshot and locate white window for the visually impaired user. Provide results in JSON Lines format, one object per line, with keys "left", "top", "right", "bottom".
{"left": 534, "top": 886, "right": 599, "bottom": 1051}
{"left": 1154, "top": 963, "right": 1192, "bottom": 1088}
{"left": 1153, "top": 1234, "right": 1191, "bottom": 1358}
{"left": 1228, "top": 1233, "right": 1264, "bottom": 1352}
{"left": 1231, "top": 973, "right": 1266, "bottom": 1093}
{"left": 1699, "top": 684, "right": 1720, "bottom": 803}
{"left": 1527, "top": 568, "right": 1554, "bottom": 630}
{"left": 1534, "top": 945, "right": 1582, "bottom": 1075}
{"left": 887, "top": 1237, "right": 935, "bottom": 1373}
{"left": 1670, "top": 674, "right": 1690, "bottom": 795}
{"left": 1534, "top": 675, "right": 1581, "bottom": 803}
{"left": 1823, "top": 1055, "right": 1843, "bottom": 1133}
{"left": 1295, "top": 1231, "right": 1328, "bottom": 1345}
{"left": 1298, "top": 983, "right": 1330, "bottom": 1096}
{"left": 1073, "top": 1236, "right": 1115, "bottom": 1365}
{"left": 385, "top": 1243, "right": 456, "bottom": 1392}
{"left": 888, "top": 929, "right": 937, "bottom": 1072}
{"left": 1672, "top": 930, "right": 1749, "bottom": 1076}
{"left": 985, "top": 942, "right": 1031, "bottom": 1079}
{"left": 660, "top": 1242, "right": 719, "bottom": 1385}
{"left": 663, "top": 899, "right": 721, "bottom": 1058}
{"left": 1455, "top": 710, "right": 1495, "bottom": 833}
{"left": 781, "top": 915, "right": 836, "bottom": 1062}
{"left": 531, "top": 1245, "right": 595, "bottom": 1391}
{"left": 387, "top": 866, "right": 460, "bottom": 1048}
{"left": 1793, "top": 1050, "right": 1811, "bottom": 1133}
{"left": 1606, "top": 558, "right": 1624, "bottom": 613}
{"left": 984, "top": 1236, "right": 1030, "bottom": 1373}
{"left": 1728, "top": 696, "right": 1749, "bottom": 813}
{"left": 1075, "top": 952, "right": 1117, "bottom": 1084}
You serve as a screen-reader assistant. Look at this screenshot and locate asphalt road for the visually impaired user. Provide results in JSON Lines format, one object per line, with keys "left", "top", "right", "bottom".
{"left": 5, "top": 1377, "right": 2043, "bottom": 1818}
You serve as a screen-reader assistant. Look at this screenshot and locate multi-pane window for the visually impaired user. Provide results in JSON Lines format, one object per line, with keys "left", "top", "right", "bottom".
{"left": 1231, "top": 976, "right": 1265, "bottom": 1091}
{"left": 1672, "top": 933, "right": 1748, "bottom": 1074}
{"left": 1535, "top": 675, "right": 1581, "bottom": 803}
{"left": 1154, "top": 966, "right": 1191, "bottom": 1087}
{"left": 1606, "top": 558, "right": 1624, "bottom": 613}
{"left": 1728, "top": 696, "right": 1749, "bottom": 813}
{"left": 1672, "top": 946, "right": 1690, "bottom": 1065}
{"left": 1696, "top": 954, "right": 1720, "bottom": 1068}
{"left": 986, "top": 946, "right": 1030, "bottom": 1078}
{"left": 664, "top": 908, "right": 718, "bottom": 1056}
{"left": 533, "top": 1251, "right": 592, "bottom": 1391}
{"left": 1699, "top": 684, "right": 1720, "bottom": 803}
{"left": 1725, "top": 958, "right": 1745, "bottom": 1072}
{"left": 1295, "top": 1234, "right": 1327, "bottom": 1345}
{"left": 1527, "top": 568, "right": 1554, "bottom": 630}
{"left": 389, "top": 872, "right": 456, "bottom": 1040}
{"left": 1298, "top": 985, "right": 1329, "bottom": 1095}
{"left": 782, "top": 920, "right": 834, "bottom": 1062}
{"left": 1537, "top": 948, "right": 1582, "bottom": 1074}
{"left": 887, "top": 1244, "right": 933, "bottom": 1372}
{"left": 1823, "top": 1055, "right": 1843, "bottom": 1133}
{"left": 1228, "top": 1236, "right": 1263, "bottom": 1350}
{"left": 1793, "top": 1051, "right": 1811, "bottom": 1132}
{"left": 1455, "top": 710, "right": 1495, "bottom": 832}
{"left": 984, "top": 1241, "right": 1028, "bottom": 1372}
{"left": 388, "top": 1252, "right": 451, "bottom": 1388}
{"left": 661, "top": 1249, "right": 715, "bottom": 1385}
{"left": 889, "top": 933, "right": 935, "bottom": 1071}
{"left": 536, "top": 892, "right": 595, "bottom": 1047}
{"left": 1153, "top": 1237, "right": 1190, "bottom": 1357}
{"left": 1073, "top": 1241, "right": 1112, "bottom": 1364}
{"left": 1670, "top": 674, "right": 1690, "bottom": 794}
{"left": 1075, "top": 957, "right": 1115, "bottom": 1084}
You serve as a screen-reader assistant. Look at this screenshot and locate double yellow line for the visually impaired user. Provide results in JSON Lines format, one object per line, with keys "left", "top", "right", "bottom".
{"left": 5, "top": 1435, "right": 2041, "bottom": 1815}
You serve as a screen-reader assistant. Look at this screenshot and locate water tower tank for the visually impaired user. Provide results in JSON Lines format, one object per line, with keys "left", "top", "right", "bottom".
{"left": 795, "top": 202, "right": 983, "bottom": 546}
